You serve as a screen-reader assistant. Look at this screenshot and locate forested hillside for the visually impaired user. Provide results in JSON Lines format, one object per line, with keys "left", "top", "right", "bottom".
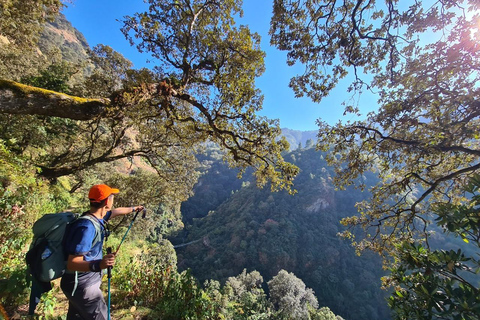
{"left": 174, "top": 146, "right": 390, "bottom": 320}
{"left": 40, "top": 13, "right": 89, "bottom": 63}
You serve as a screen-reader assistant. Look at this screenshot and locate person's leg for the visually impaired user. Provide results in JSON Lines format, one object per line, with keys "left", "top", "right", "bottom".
{"left": 74, "top": 281, "right": 108, "bottom": 320}
{"left": 66, "top": 301, "right": 82, "bottom": 320}
{"left": 61, "top": 276, "right": 83, "bottom": 320}
{"left": 62, "top": 272, "right": 106, "bottom": 320}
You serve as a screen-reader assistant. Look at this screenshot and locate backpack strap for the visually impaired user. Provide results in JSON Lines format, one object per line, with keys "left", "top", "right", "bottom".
{"left": 78, "top": 214, "right": 104, "bottom": 247}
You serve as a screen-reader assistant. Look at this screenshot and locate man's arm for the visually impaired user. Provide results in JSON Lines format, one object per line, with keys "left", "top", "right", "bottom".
{"left": 66, "top": 254, "right": 116, "bottom": 272}
{"left": 110, "top": 205, "right": 144, "bottom": 219}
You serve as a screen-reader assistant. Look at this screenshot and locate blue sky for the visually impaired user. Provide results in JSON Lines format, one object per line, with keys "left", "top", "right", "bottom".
{"left": 62, "top": 0, "right": 377, "bottom": 131}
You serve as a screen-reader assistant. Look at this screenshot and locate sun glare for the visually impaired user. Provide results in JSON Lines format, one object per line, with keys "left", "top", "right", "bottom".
{"left": 473, "top": 15, "right": 480, "bottom": 42}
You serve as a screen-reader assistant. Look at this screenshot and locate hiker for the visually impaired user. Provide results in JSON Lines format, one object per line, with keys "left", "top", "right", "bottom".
{"left": 60, "top": 184, "right": 144, "bottom": 320}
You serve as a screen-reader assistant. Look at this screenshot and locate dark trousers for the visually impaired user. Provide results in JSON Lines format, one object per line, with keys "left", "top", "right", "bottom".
{"left": 61, "top": 272, "right": 107, "bottom": 320}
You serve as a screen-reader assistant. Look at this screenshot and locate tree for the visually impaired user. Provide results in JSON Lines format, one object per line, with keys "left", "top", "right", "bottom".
{"left": 119, "top": 0, "right": 298, "bottom": 191}
{"left": 270, "top": 0, "right": 479, "bottom": 318}
{"left": 80, "top": 44, "right": 134, "bottom": 98}
{"left": 21, "top": 61, "right": 75, "bottom": 94}
{"left": 268, "top": 269, "right": 318, "bottom": 320}
{"left": 310, "top": 307, "right": 343, "bottom": 320}
{"left": 387, "top": 176, "right": 480, "bottom": 320}
{"left": 225, "top": 269, "right": 271, "bottom": 319}
{"left": 271, "top": 0, "right": 479, "bottom": 248}
{"left": 0, "top": 0, "right": 298, "bottom": 196}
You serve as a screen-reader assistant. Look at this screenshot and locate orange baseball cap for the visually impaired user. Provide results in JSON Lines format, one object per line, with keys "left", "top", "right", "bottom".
{"left": 88, "top": 184, "right": 120, "bottom": 202}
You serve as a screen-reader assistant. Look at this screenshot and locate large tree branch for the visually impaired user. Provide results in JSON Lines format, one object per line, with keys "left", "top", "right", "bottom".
{"left": 173, "top": 92, "right": 272, "bottom": 168}
{"left": 0, "top": 79, "right": 109, "bottom": 120}
{"left": 38, "top": 149, "right": 152, "bottom": 180}
{"left": 353, "top": 125, "right": 480, "bottom": 157}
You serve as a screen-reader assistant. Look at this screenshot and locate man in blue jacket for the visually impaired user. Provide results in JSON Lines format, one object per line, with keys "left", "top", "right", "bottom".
{"left": 61, "top": 184, "right": 144, "bottom": 320}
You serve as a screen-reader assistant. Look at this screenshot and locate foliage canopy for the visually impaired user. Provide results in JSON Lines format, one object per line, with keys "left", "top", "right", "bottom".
{"left": 271, "top": 0, "right": 480, "bottom": 319}
{"left": 271, "top": 0, "right": 480, "bottom": 252}
{"left": 0, "top": 0, "right": 298, "bottom": 199}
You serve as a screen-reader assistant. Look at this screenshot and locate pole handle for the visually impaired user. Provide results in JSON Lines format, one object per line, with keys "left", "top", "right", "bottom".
{"left": 106, "top": 247, "right": 112, "bottom": 279}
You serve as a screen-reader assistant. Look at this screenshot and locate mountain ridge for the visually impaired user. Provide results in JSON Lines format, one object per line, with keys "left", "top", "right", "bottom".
{"left": 281, "top": 128, "right": 317, "bottom": 150}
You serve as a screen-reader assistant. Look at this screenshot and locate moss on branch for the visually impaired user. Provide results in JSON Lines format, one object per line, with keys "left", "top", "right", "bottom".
{"left": 0, "top": 79, "right": 110, "bottom": 120}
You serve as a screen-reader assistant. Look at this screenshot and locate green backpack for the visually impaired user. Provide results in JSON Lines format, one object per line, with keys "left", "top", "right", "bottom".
{"left": 26, "top": 212, "right": 102, "bottom": 283}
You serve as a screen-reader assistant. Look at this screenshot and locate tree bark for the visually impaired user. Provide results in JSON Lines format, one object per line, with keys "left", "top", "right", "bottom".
{"left": 0, "top": 79, "right": 109, "bottom": 120}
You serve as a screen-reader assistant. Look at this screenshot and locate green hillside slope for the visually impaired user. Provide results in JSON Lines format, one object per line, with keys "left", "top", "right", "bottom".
{"left": 173, "top": 147, "right": 391, "bottom": 320}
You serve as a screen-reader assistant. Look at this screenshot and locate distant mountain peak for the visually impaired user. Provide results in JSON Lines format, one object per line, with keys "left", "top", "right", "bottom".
{"left": 39, "top": 13, "right": 89, "bottom": 62}
{"left": 281, "top": 128, "right": 318, "bottom": 150}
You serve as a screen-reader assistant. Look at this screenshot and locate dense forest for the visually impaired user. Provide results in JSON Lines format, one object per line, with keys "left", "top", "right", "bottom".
{"left": 1, "top": 1, "right": 479, "bottom": 320}
{"left": 175, "top": 146, "right": 390, "bottom": 320}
